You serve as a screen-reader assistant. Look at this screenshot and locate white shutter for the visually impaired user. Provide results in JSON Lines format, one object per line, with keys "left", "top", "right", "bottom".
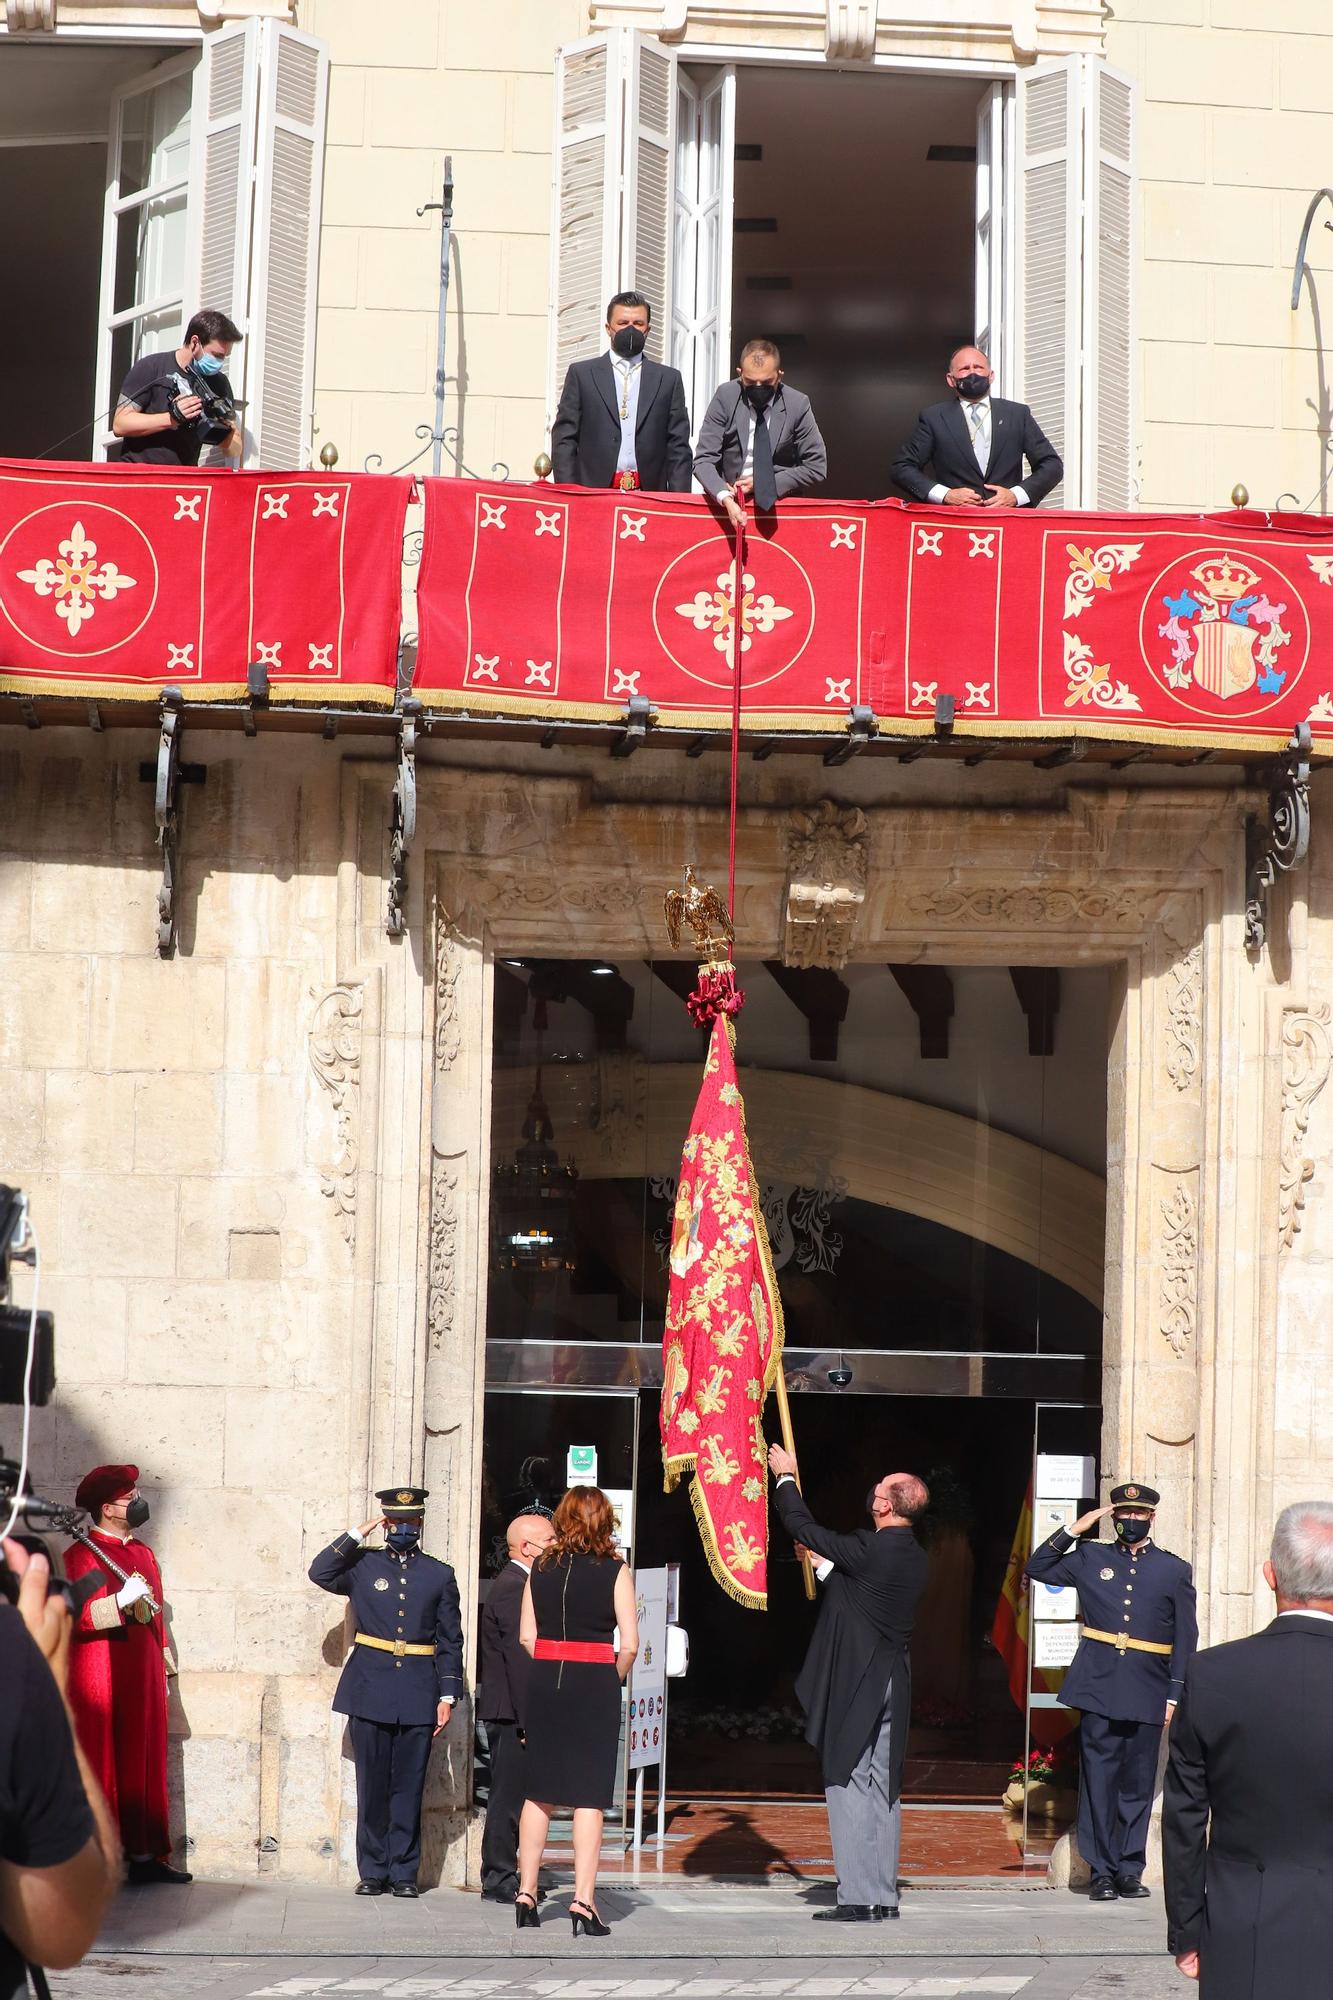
{"left": 247, "top": 22, "right": 329, "bottom": 469}
{"left": 549, "top": 35, "right": 621, "bottom": 421}
{"left": 186, "top": 22, "right": 259, "bottom": 332}
{"left": 622, "top": 35, "right": 676, "bottom": 364}
{"left": 670, "top": 65, "right": 734, "bottom": 430}
{"left": 1017, "top": 58, "right": 1081, "bottom": 505}
{"left": 1084, "top": 61, "right": 1135, "bottom": 508}
{"left": 974, "top": 84, "right": 1006, "bottom": 385}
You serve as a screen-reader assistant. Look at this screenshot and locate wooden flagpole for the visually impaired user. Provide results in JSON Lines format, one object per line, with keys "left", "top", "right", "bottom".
{"left": 773, "top": 1368, "right": 817, "bottom": 1602}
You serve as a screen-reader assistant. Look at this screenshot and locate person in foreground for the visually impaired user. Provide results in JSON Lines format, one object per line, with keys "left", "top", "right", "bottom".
{"left": 1164, "top": 1499, "right": 1333, "bottom": 1996}
{"left": 891, "top": 345, "right": 1062, "bottom": 508}
{"left": 62, "top": 1463, "right": 189, "bottom": 1884}
{"left": 308, "top": 1485, "right": 463, "bottom": 1898}
{"left": 514, "top": 1486, "right": 638, "bottom": 1936}
{"left": 1027, "top": 1480, "right": 1196, "bottom": 1902}
{"left": 768, "top": 1445, "right": 930, "bottom": 1922}
{"left": 1, "top": 1536, "right": 120, "bottom": 2000}
{"left": 477, "top": 1510, "right": 556, "bottom": 1902}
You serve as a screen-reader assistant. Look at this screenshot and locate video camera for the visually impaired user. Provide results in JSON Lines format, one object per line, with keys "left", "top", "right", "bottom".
{"left": 169, "top": 364, "right": 239, "bottom": 445}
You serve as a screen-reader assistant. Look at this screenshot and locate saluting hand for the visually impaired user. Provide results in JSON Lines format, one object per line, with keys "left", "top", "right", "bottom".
{"left": 358, "top": 1516, "right": 386, "bottom": 1538}
{"left": 1069, "top": 1504, "right": 1115, "bottom": 1536}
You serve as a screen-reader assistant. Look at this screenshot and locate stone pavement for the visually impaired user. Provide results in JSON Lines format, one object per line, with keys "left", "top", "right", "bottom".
{"left": 42, "top": 1876, "right": 1185, "bottom": 1999}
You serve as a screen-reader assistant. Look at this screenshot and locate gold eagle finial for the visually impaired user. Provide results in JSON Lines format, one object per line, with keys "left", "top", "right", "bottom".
{"left": 663, "top": 865, "right": 734, "bottom": 963}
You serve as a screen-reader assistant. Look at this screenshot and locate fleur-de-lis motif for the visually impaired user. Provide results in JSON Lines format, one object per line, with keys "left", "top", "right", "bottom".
{"left": 17, "top": 521, "right": 136, "bottom": 638}
{"left": 722, "top": 1521, "right": 763, "bottom": 1572}
{"left": 697, "top": 1365, "right": 732, "bottom": 1415}
{"left": 675, "top": 569, "right": 793, "bottom": 656}
{"left": 700, "top": 1435, "right": 740, "bottom": 1485}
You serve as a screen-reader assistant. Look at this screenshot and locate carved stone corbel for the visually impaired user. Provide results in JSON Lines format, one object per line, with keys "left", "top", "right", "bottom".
{"left": 826, "top": 0, "right": 877, "bottom": 60}
{"left": 309, "top": 983, "right": 364, "bottom": 1247}
{"left": 782, "top": 799, "right": 868, "bottom": 969}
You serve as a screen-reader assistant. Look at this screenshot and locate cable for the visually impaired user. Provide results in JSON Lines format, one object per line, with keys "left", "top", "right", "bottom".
{"left": 31, "top": 408, "right": 119, "bottom": 463}
{"left": 1, "top": 1204, "right": 38, "bottom": 1544}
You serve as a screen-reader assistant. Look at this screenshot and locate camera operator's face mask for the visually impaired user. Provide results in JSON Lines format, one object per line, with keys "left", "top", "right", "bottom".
{"left": 192, "top": 346, "right": 227, "bottom": 376}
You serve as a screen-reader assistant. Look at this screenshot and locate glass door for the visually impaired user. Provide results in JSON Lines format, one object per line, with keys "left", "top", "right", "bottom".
{"left": 478, "top": 1386, "right": 639, "bottom": 1579}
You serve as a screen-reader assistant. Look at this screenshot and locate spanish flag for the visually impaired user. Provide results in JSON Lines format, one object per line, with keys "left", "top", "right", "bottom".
{"left": 991, "top": 1476, "right": 1074, "bottom": 1743}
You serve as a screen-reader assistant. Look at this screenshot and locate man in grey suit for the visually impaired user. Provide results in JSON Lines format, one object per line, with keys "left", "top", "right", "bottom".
{"left": 693, "top": 339, "right": 827, "bottom": 528}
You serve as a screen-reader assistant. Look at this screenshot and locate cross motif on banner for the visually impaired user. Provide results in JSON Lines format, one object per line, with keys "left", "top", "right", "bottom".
{"left": 915, "top": 529, "right": 942, "bottom": 556}
{"left": 964, "top": 681, "right": 992, "bottom": 707}
{"left": 254, "top": 641, "right": 282, "bottom": 666}
{"left": 261, "top": 493, "right": 290, "bottom": 521}
{"left": 824, "top": 677, "right": 851, "bottom": 703}
{"left": 525, "top": 660, "right": 552, "bottom": 686}
{"left": 311, "top": 492, "right": 341, "bottom": 519}
{"left": 472, "top": 654, "right": 500, "bottom": 681}
{"left": 619, "top": 515, "right": 647, "bottom": 542}
{"left": 535, "top": 510, "right": 562, "bottom": 538}
{"left": 308, "top": 643, "right": 333, "bottom": 670}
{"left": 165, "top": 642, "right": 195, "bottom": 671}
{"left": 611, "top": 668, "right": 640, "bottom": 696}
{"left": 829, "top": 523, "right": 858, "bottom": 550}
{"left": 173, "top": 495, "right": 201, "bottom": 522}
{"left": 911, "top": 680, "right": 939, "bottom": 706}
{"left": 480, "top": 503, "right": 507, "bottom": 530}
{"left": 968, "top": 532, "right": 996, "bottom": 559}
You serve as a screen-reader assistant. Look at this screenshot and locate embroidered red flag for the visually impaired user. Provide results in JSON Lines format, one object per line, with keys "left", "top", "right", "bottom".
{"left": 660, "top": 1015, "right": 785, "bottom": 1610}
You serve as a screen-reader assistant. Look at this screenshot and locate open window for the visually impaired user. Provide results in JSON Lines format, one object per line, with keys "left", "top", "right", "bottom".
{"left": 94, "top": 19, "right": 328, "bottom": 470}
{"left": 672, "top": 66, "right": 735, "bottom": 432}
{"left": 974, "top": 82, "right": 1012, "bottom": 394}
{"left": 549, "top": 29, "right": 678, "bottom": 425}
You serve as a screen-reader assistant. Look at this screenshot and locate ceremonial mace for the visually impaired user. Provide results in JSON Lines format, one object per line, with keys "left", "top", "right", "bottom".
{"left": 48, "top": 1506, "right": 162, "bottom": 1619}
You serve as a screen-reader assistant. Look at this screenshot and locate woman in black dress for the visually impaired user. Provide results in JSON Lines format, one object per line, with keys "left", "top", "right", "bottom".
{"left": 516, "top": 1486, "right": 639, "bottom": 1934}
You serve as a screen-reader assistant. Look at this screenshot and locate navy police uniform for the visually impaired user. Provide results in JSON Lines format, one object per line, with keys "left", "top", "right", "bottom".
{"left": 1026, "top": 1481, "right": 1196, "bottom": 1892}
{"left": 309, "top": 1485, "right": 464, "bottom": 1893}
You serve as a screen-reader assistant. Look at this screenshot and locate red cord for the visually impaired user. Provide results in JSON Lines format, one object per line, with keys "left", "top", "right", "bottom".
{"left": 727, "top": 503, "right": 745, "bottom": 918}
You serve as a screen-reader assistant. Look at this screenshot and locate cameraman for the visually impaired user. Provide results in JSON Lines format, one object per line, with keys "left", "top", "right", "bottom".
{"left": 111, "top": 308, "right": 242, "bottom": 466}
{"left": 0, "top": 1538, "right": 120, "bottom": 1998}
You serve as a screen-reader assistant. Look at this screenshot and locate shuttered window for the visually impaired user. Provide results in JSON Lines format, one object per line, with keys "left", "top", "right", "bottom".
{"left": 248, "top": 26, "right": 328, "bottom": 471}
{"left": 1019, "top": 59, "right": 1081, "bottom": 506}
{"left": 623, "top": 38, "right": 675, "bottom": 364}
{"left": 1086, "top": 64, "right": 1135, "bottom": 508}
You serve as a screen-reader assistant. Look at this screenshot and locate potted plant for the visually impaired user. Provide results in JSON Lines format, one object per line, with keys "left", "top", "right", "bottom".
{"left": 1001, "top": 1744, "right": 1075, "bottom": 1815}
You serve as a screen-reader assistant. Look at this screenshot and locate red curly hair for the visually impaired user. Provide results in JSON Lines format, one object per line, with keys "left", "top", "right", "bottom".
{"left": 537, "top": 1485, "right": 619, "bottom": 1564}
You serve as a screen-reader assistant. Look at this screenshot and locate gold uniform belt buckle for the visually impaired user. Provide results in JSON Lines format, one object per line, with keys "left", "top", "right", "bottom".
{"left": 392, "top": 1638, "right": 407, "bottom": 1657}
{"left": 1114, "top": 1632, "right": 1129, "bottom": 1653}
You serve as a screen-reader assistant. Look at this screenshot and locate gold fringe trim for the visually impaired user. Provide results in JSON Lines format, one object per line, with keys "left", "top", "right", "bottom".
{"left": 0, "top": 676, "right": 398, "bottom": 707}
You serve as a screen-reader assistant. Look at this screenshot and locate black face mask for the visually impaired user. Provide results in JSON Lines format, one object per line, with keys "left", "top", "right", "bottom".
{"left": 109, "top": 1496, "right": 150, "bottom": 1530}
{"left": 610, "top": 325, "right": 647, "bottom": 360}
{"left": 1114, "top": 1515, "right": 1151, "bottom": 1544}
{"left": 952, "top": 372, "right": 990, "bottom": 401}
{"left": 743, "top": 380, "right": 777, "bottom": 411}
{"left": 387, "top": 1525, "right": 421, "bottom": 1552}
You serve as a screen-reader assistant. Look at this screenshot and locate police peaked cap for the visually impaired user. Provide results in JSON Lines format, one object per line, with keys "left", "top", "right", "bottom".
{"left": 376, "top": 1485, "right": 429, "bottom": 1517}
{"left": 1109, "top": 1481, "right": 1160, "bottom": 1508}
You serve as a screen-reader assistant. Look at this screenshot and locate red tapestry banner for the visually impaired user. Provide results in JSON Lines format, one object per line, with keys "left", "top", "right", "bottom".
{"left": 0, "top": 458, "right": 408, "bottom": 704}
{"left": 415, "top": 479, "right": 1333, "bottom": 753}
{"left": 660, "top": 1016, "right": 785, "bottom": 1612}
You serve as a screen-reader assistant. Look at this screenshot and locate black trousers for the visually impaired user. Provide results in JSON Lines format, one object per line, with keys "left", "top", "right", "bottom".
{"left": 348, "top": 1716, "right": 433, "bottom": 1885}
{"left": 479, "top": 1719, "right": 526, "bottom": 1895}
{"left": 1077, "top": 1711, "right": 1162, "bottom": 1879}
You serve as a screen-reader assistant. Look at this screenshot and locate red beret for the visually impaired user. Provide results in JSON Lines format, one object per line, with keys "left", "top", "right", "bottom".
{"left": 75, "top": 1463, "right": 139, "bottom": 1515}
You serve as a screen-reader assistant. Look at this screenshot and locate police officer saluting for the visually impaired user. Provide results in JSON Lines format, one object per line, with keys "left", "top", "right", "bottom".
{"left": 1026, "top": 1481, "right": 1196, "bottom": 1904}
{"left": 309, "top": 1485, "right": 464, "bottom": 1898}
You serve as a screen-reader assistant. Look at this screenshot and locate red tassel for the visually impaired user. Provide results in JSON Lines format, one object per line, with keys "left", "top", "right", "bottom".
{"left": 686, "top": 963, "right": 746, "bottom": 1026}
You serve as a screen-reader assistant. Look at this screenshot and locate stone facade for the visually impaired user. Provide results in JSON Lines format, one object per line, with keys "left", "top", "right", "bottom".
{"left": 3, "top": 729, "right": 1331, "bottom": 1879}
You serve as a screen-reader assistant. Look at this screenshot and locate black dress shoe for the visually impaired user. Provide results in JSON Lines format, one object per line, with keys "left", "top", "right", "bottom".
{"left": 813, "top": 1904, "right": 876, "bottom": 1922}
{"left": 1089, "top": 1876, "right": 1119, "bottom": 1902}
{"left": 1115, "top": 1875, "right": 1151, "bottom": 1898}
{"left": 391, "top": 1881, "right": 420, "bottom": 1898}
{"left": 355, "top": 1879, "right": 388, "bottom": 1896}
{"left": 872, "top": 1905, "right": 901, "bottom": 1919}
{"left": 127, "top": 1859, "right": 192, "bottom": 1885}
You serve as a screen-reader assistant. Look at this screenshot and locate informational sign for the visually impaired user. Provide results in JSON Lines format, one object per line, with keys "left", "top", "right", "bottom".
{"left": 1033, "top": 1583, "right": 1079, "bottom": 1620}
{"left": 1033, "top": 1496, "right": 1078, "bottom": 1541}
{"left": 1034, "top": 1621, "right": 1082, "bottom": 1669}
{"left": 1035, "top": 1454, "right": 1095, "bottom": 1502}
{"left": 628, "top": 1567, "right": 669, "bottom": 1771}
{"left": 603, "top": 1487, "right": 633, "bottom": 1559}
{"left": 567, "top": 1444, "right": 598, "bottom": 1488}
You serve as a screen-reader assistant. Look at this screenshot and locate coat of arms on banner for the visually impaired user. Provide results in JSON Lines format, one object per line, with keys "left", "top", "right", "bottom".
{"left": 1143, "top": 548, "right": 1309, "bottom": 713}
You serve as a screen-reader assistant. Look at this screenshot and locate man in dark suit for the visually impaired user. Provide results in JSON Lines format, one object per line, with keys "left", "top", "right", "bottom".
{"left": 1164, "top": 1500, "right": 1333, "bottom": 1994}
{"left": 1027, "top": 1480, "right": 1196, "bottom": 1902}
{"left": 309, "top": 1485, "right": 464, "bottom": 1898}
{"left": 693, "top": 338, "right": 827, "bottom": 528}
{"left": 550, "top": 290, "right": 692, "bottom": 493}
{"left": 768, "top": 1446, "right": 929, "bottom": 1922}
{"left": 892, "top": 345, "right": 1062, "bottom": 508}
{"left": 476, "top": 1511, "right": 554, "bottom": 1902}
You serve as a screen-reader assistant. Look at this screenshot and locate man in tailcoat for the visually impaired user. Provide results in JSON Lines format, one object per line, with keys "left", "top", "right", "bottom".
{"left": 768, "top": 1447, "right": 930, "bottom": 1922}
{"left": 309, "top": 1484, "right": 464, "bottom": 1897}
{"left": 1027, "top": 1480, "right": 1196, "bottom": 1902}
{"left": 1164, "top": 1500, "right": 1333, "bottom": 1997}
{"left": 476, "top": 1511, "right": 554, "bottom": 1901}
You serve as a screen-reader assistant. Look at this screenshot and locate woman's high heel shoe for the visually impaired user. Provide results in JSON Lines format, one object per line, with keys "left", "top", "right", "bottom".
{"left": 515, "top": 1891, "right": 540, "bottom": 1929}
{"left": 570, "top": 1899, "right": 611, "bottom": 1938}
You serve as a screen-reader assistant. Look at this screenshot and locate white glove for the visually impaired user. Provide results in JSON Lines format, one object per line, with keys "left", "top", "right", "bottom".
{"left": 116, "top": 1574, "right": 153, "bottom": 1611}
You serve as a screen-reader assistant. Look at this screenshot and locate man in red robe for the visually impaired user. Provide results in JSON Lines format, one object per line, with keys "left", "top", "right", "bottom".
{"left": 62, "top": 1464, "right": 189, "bottom": 1885}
